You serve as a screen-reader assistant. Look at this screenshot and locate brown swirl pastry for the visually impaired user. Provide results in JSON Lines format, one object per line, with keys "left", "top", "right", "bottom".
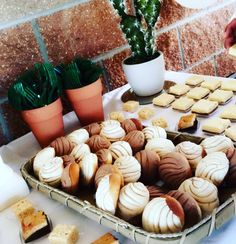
{"left": 159, "top": 152, "right": 192, "bottom": 189}
{"left": 225, "top": 149, "right": 236, "bottom": 187}
{"left": 61, "top": 155, "right": 76, "bottom": 167}
{"left": 84, "top": 122, "right": 101, "bottom": 136}
{"left": 121, "top": 118, "right": 143, "bottom": 133}
{"left": 96, "top": 149, "right": 113, "bottom": 165}
{"left": 124, "top": 130, "right": 145, "bottom": 154}
{"left": 146, "top": 185, "right": 168, "bottom": 199}
{"left": 168, "top": 190, "right": 202, "bottom": 227}
{"left": 50, "top": 137, "right": 75, "bottom": 156}
{"left": 135, "top": 150, "right": 160, "bottom": 184}
{"left": 87, "top": 135, "right": 111, "bottom": 153}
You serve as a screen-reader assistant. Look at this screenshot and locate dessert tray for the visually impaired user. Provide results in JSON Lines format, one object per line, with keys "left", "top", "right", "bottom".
{"left": 21, "top": 130, "right": 236, "bottom": 244}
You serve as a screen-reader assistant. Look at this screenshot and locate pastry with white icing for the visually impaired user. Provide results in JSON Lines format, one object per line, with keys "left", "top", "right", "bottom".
{"left": 201, "top": 79, "right": 221, "bottom": 91}
{"left": 187, "top": 87, "right": 210, "bottom": 100}
{"left": 109, "top": 141, "right": 132, "bottom": 159}
{"left": 142, "top": 126, "right": 167, "bottom": 141}
{"left": 202, "top": 118, "right": 231, "bottom": 134}
{"left": 67, "top": 128, "right": 89, "bottom": 145}
{"left": 168, "top": 84, "right": 190, "bottom": 96}
{"left": 152, "top": 93, "right": 175, "bottom": 107}
{"left": 70, "top": 143, "right": 90, "bottom": 162}
{"left": 185, "top": 75, "right": 204, "bottom": 86}
{"left": 208, "top": 89, "right": 233, "bottom": 104}
{"left": 220, "top": 105, "right": 236, "bottom": 120}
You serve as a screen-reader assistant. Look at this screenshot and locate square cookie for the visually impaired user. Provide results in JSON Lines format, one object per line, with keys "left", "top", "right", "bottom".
{"left": 187, "top": 87, "right": 210, "bottom": 100}
{"left": 201, "top": 79, "right": 221, "bottom": 91}
{"left": 152, "top": 93, "right": 175, "bottom": 107}
{"left": 202, "top": 118, "right": 231, "bottom": 134}
{"left": 208, "top": 89, "right": 233, "bottom": 104}
{"left": 225, "top": 126, "right": 236, "bottom": 142}
{"left": 123, "top": 100, "right": 139, "bottom": 113}
{"left": 172, "top": 97, "right": 194, "bottom": 112}
{"left": 109, "top": 111, "right": 125, "bottom": 122}
{"left": 168, "top": 84, "right": 190, "bottom": 96}
{"left": 152, "top": 117, "right": 168, "bottom": 128}
{"left": 185, "top": 75, "right": 204, "bottom": 86}
{"left": 220, "top": 105, "right": 236, "bottom": 120}
{"left": 191, "top": 99, "right": 218, "bottom": 115}
{"left": 221, "top": 80, "right": 236, "bottom": 92}
{"left": 138, "top": 107, "right": 155, "bottom": 120}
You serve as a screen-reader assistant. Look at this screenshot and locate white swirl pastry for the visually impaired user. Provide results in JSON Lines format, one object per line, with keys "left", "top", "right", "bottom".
{"left": 195, "top": 152, "right": 229, "bottom": 186}
{"left": 114, "top": 156, "right": 141, "bottom": 183}
{"left": 142, "top": 126, "right": 167, "bottom": 141}
{"left": 175, "top": 141, "right": 204, "bottom": 170}
{"left": 118, "top": 182, "right": 149, "bottom": 220}
{"left": 70, "top": 143, "right": 90, "bottom": 162}
{"left": 145, "top": 138, "right": 175, "bottom": 158}
{"left": 95, "top": 173, "right": 122, "bottom": 215}
{"left": 179, "top": 177, "right": 219, "bottom": 214}
{"left": 33, "top": 147, "right": 55, "bottom": 177}
{"left": 142, "top": 196, "right": 185, "bottom": 234}
{"left": 67, "top": 128, "right": 89, "bottom": 145}
{"left": 39, "top": 157, "right": 63, "bottom": 187}
{"left": 80, "top": 153, "right": 98, "bottom": 186}
{"left": 109, "top": 141, "right": 132, "bottom": 159}
{"left": 101, "top": 119, "right": 120, "bottom": 127}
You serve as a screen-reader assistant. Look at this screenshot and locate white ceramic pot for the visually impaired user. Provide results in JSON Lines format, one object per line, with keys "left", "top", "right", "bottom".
{"left": 122, "top": 52, "right": 165, "bottom": 96}
{"left": 175, "top": 0, "right": 217, "bottom": 9}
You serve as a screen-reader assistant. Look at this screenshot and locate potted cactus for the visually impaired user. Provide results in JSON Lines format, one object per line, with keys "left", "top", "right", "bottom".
{"left": 110, "top": 0, "right": 164, "bottom": 96}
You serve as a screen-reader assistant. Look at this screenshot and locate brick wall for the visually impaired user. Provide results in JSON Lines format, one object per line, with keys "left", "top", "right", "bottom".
{"left": 0, "top": 0, "right": 236, "bottom": 145}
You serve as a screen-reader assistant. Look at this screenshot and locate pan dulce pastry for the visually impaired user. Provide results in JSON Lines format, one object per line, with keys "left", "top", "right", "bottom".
{"left": 225, "top": 126, "right": 236, "bottom": 142}
{"left": 142, "top": 125, "right": 167, "bottom": 141}
{"left": 118, "top": 182, "right": 149, "bottom": 220}
{"left": 191, "top": 99, "right": 218, "bottom": 115}
{"left": 179, "top": 177, "right": 219, "bottom": 213}
{"left": 67, "top": 128, "right": 89, "bottom": 145}
{"left": 11, "top": 199, "right": 35, "bottom": 221}
{"left": 61, "top": 155, "right": 76, "bottom": 167}
{"left": 225, "top": 149, "right": 236, "bottom": 187}
{"left": 70, "top": 143, "right": 90, "bottom": 162}
{"left": 96, "top": 149, "right": 113, "bottom": 165}
{"left": 109, "top": 111, "right": 125, "bottom": 122}
{"left": 159, "top": 152, "right": 192, "bottom": 188}
{"left": 121, "top": 118, "right": 143, "bottom": 133}
{"left": 146, "top": 185, "right": 168, "bottom": 199}
{"left": 95, "top": 173, "right": 122, "bottom": 215}
{"left": 201, "top": 79, "right": 221, "bottom": 91}
{"left": 91, "top": 233, "right": 119, "bottom": 244}
{"left": 101, "top": 119, "right": 120, "bottom": 127}
{"left": 202, "top": 118, "right": 231, "bottom": 134}
{"left": 50, "top": 137, "right": 75, "bottom": 156}
{"left": 142, "top": 196, "right": 184, "bottom": 233}
{"left": 195, "top": 152, "right": 229, "bottom": 186}
{"left": 208, "top": 89, "right": 233, "bottom": 104}
{"left": 168, "top": 84, "right": 190, "bottom": 96}
{"left": 220, "top": 105, "right": 236, "bottom": 120}
{"left": 123, "top": 100, "right": 139, "bottom": 113}
{"left": 138, "top": 107, "right": 155, "bottom": 120}
{"left": 114, "top": 156, "right": 141, "bottom": 183}
{"left": 171, "top": 97, "right": 194, "bottom": 111}
{"left": 185, "top": 75, "right": 204, "bottom": 86}
{"left": 145, "top": 138, "right": 175, "bottom": 158}
{"left": 109, "top": 141, "right": 132, "bottom": 159}
{"left": 221, "top": 80, "right": 236, "bottom": 92}
{"left": 152, "top": 93, "right": 175, "bottom": 107}
{"left": 186, "top": 87, "right": 210, "bottom": 100}
{"left": 178, "top": 113, "right": 198, "bottom": 133}
{"left": 152, "top": 117, "right": 168, "bottom": 128}
{"left": 168, "top": 190, "right": 202, "bottom": 227}
{"left": 84, "top": 122, "right": 101, "bottom": 136}
{"left": 135, "top": 149, "right": 160, "bottom": 184}
{"left": 87, "top": 135, "right": 111, "bottom": 153}
{"left": 79, "top": 153, "right": 98, "bottom": 186}
{"left": 124, "top": 130, "right": 145, "bottom": 153}
{"left": 175, "top": 141, "right": 204, "bottom": 170}
{"left": 33, "top": 147, "right": 55, "bottom": 177}
{"left": 39, "top": 157, "right": 63, "bottom": 187}
{"left": 61, "top": 162, "right": 80, "bottom": 194}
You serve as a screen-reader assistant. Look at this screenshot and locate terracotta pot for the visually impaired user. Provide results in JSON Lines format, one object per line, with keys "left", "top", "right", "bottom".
{"left": 66, "top": 78, "right": 104, "bottom": 126}
{"left": 21, "top": 98, "right": 64, "bottom": 147}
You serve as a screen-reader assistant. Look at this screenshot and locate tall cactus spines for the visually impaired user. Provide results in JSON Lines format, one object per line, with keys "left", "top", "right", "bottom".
{"left": 110, "top": 0, "right": 126, "bottom": 17}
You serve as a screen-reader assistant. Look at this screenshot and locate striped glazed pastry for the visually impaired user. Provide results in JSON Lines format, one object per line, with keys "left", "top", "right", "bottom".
{"left": 195, "top": 152, "right": 229, "bottom": 186}
{"left": 178, "top": 177, "right": 219, "bottom": 214}
{"left": 146, "top": 185, "right": 168, "bottom": 199}
{"left": 70, "top": 143, "right": 90, "bottom": 162}
{"left": 87, "top": 135, "right": 111, "bottom": 153}
{"left": 142, "top": 126, "right": 167, "bottom": 141}
{"left": 121, "top": 118, "right": 143, "bottom": 133}
{"left": 109, "top": 141, "right": 132, "bottom": 160}
{"left": 124, "top": 130, "right": 145, "bottom": 154}
{"left": 67, "top": 129, "right": 89, "bottom": 145}
{"left": 50, "top": 137, "right": 75, "bottom": 156}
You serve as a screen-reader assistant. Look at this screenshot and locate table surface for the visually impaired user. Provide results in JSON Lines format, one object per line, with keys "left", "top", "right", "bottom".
{"left": 1, "top": 71, "right": 236, "bottom": 244}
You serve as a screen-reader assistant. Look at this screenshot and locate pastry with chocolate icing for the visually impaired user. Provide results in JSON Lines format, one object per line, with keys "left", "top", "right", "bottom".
{"left": 87, "top": 135, "right": 111, "bottom": 153}
{"left": 124, "top": 130, "right": 145, "bottom": 154}
{"left": 121, "top": 118, "right": 143, "bottom": 133}
{"left": 85, "top": 122, "right": 101, "bottom": 136}
{"left": 50, "top": 137, "right": 75, "bottom": 156}
{"left": 96, "top": 149, "right": 113, "bottom": 165}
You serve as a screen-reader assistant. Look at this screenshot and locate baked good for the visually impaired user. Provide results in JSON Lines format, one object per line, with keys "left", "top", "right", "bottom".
{"left": 94, "top": 164, "right": 124, "bottom": 188}
{"left": 202, "top": 118, "right": 231, "bottom": 134}
{"left": 152, "top": 93, "right": 175, "bottom": 107}
{"left": 208, "top": 89, "right": 233, "bottom": 104}
{"left": 191, "top": 99, "right": 218, "bottom": 115}
{"left": 61, "top": 162, "right": 80, "bottom": 194}
{"left": 39, "top": 157, "right": 63, "bottom": 187}
{"left": 21, "top": 211, "right": 51, "bottom": 243}
{"left": 48, "top": 224, "right": 78, "bottom": 244}
{"left": 178, "top": 177, "right": 219, "bottom": 214}
{"left": 95, "top": 173, "right": 122, "bottom": 215}
{"left": 168, "top": 190, "right": 202, "bottom": 227}
{"left": 87, "top": 135, "right": 111, "bottom": 153}
{"left": 101, "top": 120, "right": 120, "bottom": 127}
{"left": 135, "top": 149, "right": 160, "bottom": 184}
{"left": 121, "top": 118, "right": 143, "bottom": 133}
{"left": 118, "top": 182, "right": 149, "bottom": 220}
{"left": 109, "top": 141, "right": 132, "bottom": 160}
{"left": 50, "top": 137, "right": 75, "bottom": 156}
{"left": 201, "top": 135, "right": 234, "bottom": 158}
{"left": 195, "top": 152, "right": 229, "bottom": 186}
{"left": 185, "top": 75, "right": 204, "bottom": 86}
{"left": 152, "top": 117, "right": 168, "bottom": 128}
{"left": 123, "top": 100, "right": 139, "bottom": 113}
{"left": 79, "top": 153, "right": 98, "bottom": 186}
{"left": 138, "top": 107, "right": 155, "bottom": 120}
{"left": 201, "top": 79, "right": 221, "bottom": 91}
{"left": 70, "top": 143, "right": 90, "bottom": 162}
{"left": 142, "top": 196, "right": 184, "bottom": 234}
{"left": 221, "top": 80, "right": 236, "bottom": 92}
{"left": 67, "top": 128, "right": 89, "bottom": 145}
{"left": 220, "top": 105, "right": 236, "bottom": 120}
{"left": 61, "top": 155, "right": 76, "bottom": 167}
{"left": 33, "top": 147, "right": 55, "bottom": 177}
{"left": 114, "top": 156, "right": 141, "bottom": 183}
{"left": 228, "top": 44, "right": 236, "bottom": 58}
{"left": 225, "top": 149, "right": 236, "bottom": 187}
{"left": 175, "top": 141, "right": 204, "bottom": 170}
{"left": 142, "top": 125, "right": 167, "bottom": 141}
{"left": 225, "top": 126, "right": 236, "bottom": 142}
{"left": 146, "top": 185, "right": 168, "bottom": 199}
{"left": 124, "top": 130, "right": 145, "bottom": 154}
{"left": 84, "top": 122, "right": 101, "bottom": 136}
{"left": 178, "top": 113, "right": 198, "bottom": 133}
{"left": 187, "top": 87, "right": 210, "bottom": 100}
{"left": 11, "top": 199, "right": 35, "bottom": 221}
{"left": 96, "top": 149, "right": 113, "bottom": 165}
{"left": 168, "top": 84, "right": 190, "bottom": 96}
{"left": 145, "top": 138, "right": 175, "bottom": 158}
{"left": 109, "top": 111, "right": 125, "bottom": 122}
{"left": 172, "top": 97, "right": 194, "bottom": 111}
{"left": 91, "top": 233, "right": 119, "bottom": 244}
{"left": 159, "top": 152, "right": 192, "bottom": 188}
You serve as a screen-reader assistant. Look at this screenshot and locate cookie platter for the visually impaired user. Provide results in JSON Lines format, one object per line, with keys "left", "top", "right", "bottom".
{"left": 20, "top": 120, "right": 236, "bottom": 244}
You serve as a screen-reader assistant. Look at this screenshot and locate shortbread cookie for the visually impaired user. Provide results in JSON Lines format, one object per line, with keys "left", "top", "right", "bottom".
{"left": 152, "top": 117, "right": 168, "bottom": 128}
{"left": 225, "top": 126, "right": 236, "bottom": 142}
{"left": 172, "top": 97, "right": 194, "bottom": 111}
{"left": 185, "top": 75, "right": 204, "bottom": 86}
{"left": 201, "top": 79, "right": 221, "bottom": 91}
{"left": 109, "top": 111, "right": 125, "bottom": 122}
{"left": 168, "top": 84, "right": 190, "bottom": 96}
{"left": 202, "top": 118, "right": 231, "bottom": 134}
{"left": 208, "top": 89, "right": 233, "bottom": 104}
{"left": 123, "top": 100, "right": 139, "bottom": 113}
{"left": 11, "top": 199, "right": 35, "bottom": 221}
{"left": 187, "top": 87, "right": 210, "bottom": 100}
{"left": 221, "top": 80, "right": 236, "bottom": 92}
{"left": 138, "top": 107, "right": 155, "bottom": 120}
{"left": 152, "top": 93, "right": 175, "bottom": 107}
{"left": 220, "top": 105, "right": 236, "bottom": 120}
{"left": 191, "top": 99, "right": 218, "bottom": 115}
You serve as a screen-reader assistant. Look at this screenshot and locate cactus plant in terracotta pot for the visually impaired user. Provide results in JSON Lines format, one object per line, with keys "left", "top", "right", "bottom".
{"left": 110, "top": 0, "right": 164, "bottom": 96}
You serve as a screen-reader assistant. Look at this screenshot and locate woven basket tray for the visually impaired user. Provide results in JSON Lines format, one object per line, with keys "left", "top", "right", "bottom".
{"left": 21, "top": 131, "right": 236, "bottom": 244}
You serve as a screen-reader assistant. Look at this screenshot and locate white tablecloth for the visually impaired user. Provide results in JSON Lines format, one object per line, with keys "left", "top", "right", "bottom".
{"left": 1, "top": 71, "right": 236, "bottom": 244}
